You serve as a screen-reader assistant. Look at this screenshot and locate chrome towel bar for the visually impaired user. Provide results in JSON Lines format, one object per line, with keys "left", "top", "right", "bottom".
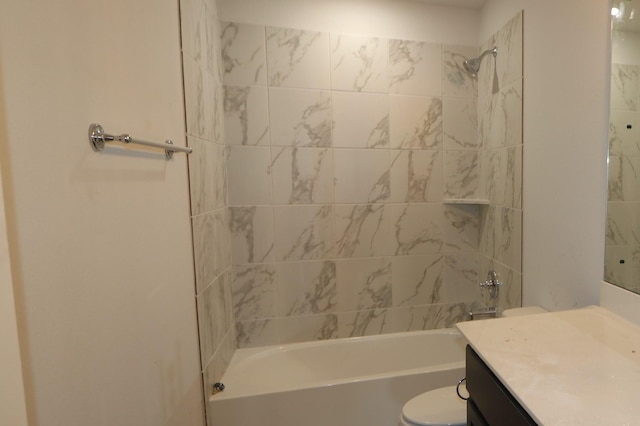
{"left": 88, "top": 123, "right": 192, "bottom": 159}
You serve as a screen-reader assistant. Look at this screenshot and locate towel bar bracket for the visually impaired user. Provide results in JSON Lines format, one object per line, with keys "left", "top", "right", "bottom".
{"left": 88, "top": 123, "right": 191, "bottom": 159}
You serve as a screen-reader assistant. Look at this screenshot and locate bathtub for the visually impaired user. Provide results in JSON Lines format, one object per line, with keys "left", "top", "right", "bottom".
{"left": 209, "top": 328, "right": 466, "bottom": 426}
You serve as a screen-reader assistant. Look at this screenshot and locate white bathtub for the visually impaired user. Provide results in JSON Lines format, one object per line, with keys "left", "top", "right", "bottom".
{"left": 210, "top": 328, "right": 466, "bottom": 426}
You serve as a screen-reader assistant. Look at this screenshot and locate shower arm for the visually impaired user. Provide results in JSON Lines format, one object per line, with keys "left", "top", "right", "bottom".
{"left": 478, "top": 47, "right": 498, "bottom": 62}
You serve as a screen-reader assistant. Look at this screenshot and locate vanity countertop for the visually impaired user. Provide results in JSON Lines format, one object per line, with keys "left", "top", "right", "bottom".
{"left": 456, "top": 306, "right": 640, "bottom": 425}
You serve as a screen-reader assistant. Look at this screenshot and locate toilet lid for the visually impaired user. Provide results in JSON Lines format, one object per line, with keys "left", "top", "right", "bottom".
{"left": 401, "top": 385, "right": 466, "bottom": 426}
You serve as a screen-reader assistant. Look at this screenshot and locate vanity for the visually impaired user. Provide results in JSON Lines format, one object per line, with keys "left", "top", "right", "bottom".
{"left": 456, "top": 306, "right": 640, "bottom": 425}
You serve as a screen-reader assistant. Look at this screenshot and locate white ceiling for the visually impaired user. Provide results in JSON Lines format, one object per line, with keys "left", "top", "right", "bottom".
{"left": 411, "top": 0, "right": 486, "bottom": 9}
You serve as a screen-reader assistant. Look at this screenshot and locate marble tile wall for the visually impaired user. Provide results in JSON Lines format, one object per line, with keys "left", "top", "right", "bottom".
{"left": 606, "top": 62, "right": 640, "bottom": 292}
{"left": 223, "top": 21, "right": 485, "bottom": 349}
{"left": 477, "top": 11, "right": 523, "bottom": 310}
{"left": 222, "top": 11, "right": 524, "bottom": 348}
{"left": 180, "top": 0, "right": 234, "bottom": 423}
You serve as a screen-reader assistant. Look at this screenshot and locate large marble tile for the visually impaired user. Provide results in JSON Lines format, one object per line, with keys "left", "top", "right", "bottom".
{"left": 389, "top": 40, "right": 441, "bottom": 96}
{"left": 389, "top": 303, "right": 469, "bottom": 332}
{"left": 336, "top": 257, "right": 392, "bottom": 311}
{"left": 211, "top": 15, "right": 224, "bottom": 83}
{"left": 187, "top": 138, "right": 227, "bottom": 215}
{"left": 333, "top": 204, "right": 392, "bottom": 258}
{"left": 229, "top": 206, "right": 275, "bottom": 265}
{"left": 330, "top": 34, "right": 389, "bottom": 93}
{"left": 388, "top": 204, "right": 444, "bottom": 255}
{"left": 187, "top": 137, "right": 216, "bottom": 216}
{"left": 391, "top": 255, "right": 444, "bottom": 307}
{"left": 390, "top": 95, "right": 443, "bottom": 149}
{"left": 235, "top": 319, "right": 279, "bottom": 348}
{"left": 502, "top": 146, "right": 523, "bottom": 209}
{"left": 478, "top": 205, "right": 497, "bottom": 259}
{"left": 277, "top": 314, "right": 338, "bottom": 343}
{"left": 333, "top": 149, "right": 390, "bottom": 203}
{"left": 604, "top": 245, "right": 640, "bottom": 292}
{"left": 273, "top": 205, "right": 334, "bottom": 261}
{"left": 608, "top": 155, "right": 640, "bottom": 202}
{"left": 609, "top": 110, "right": 640, "bottom": 156}
{"left": 275, "top": 260, "right": 336, "bottom": 316}
{"left": 196, "top": 271, "right": 232, "bottom": 365}
{"left": 213, "top": 142, "right": 228, "bottom": 208}
{"left": 227, "top": 146, "right": 272, "bottom": 205}
{"left": 231, "top": 263, "right": 277, "bottom": 321}
{"left": 192, "top": 209, "right": 231, "bottom": 294}
{"left": 443, "top": 45, "right": 478, "bottom": 98}
{"left": 183, "top": 55, "right": 216, "bottom": 141}
{"left": 224, "top": 85, "right": 270, "bottom": 146}
{"left": 609, "top": 155, "right": 624, "bottom": 202}
{"left": 443, "top": 97, "right": 478, "bottom": 150}
{"left": 606, "top": 201, "right": 640, "bottom": 246}
{"left": 486, "top": 11, "right": 523, "bottom": 87}
{"left": 180, "top": 0, "right": 213, "bottom": 68}
{"left": 332, "top": 91, "right": 389, "bottom": 149}
{"left": 444, "top": 204, "right": 480, "bottom": 253}
{"left": 337, "top": 309, "right": 393, "bottom": 338}
{"left": 483, "top": 146, "right": 522, "bottom": 209}
{"left": 213, "top": 81, "right": 225, "bottom": 144}
{"left": 221, "top": 22, "right": 267, "bottom": 86}
{"left": 479, "top": 79, "right": 522, "bottom": 149}
{"left": 502, "top": 207, "right": 522, "bottom": 272}
{"left": 269, "top": 87, "right": 332, "bottom": 147}
{"left": 266, "top": 27, "right": 331, "bottom": 89}
{"left": 611, "top": 64, "right": 639, "bottom": 111}
{"left": 390, "top": 150, "right": 443, "bottom": 203}
{"left": 271, "top": 147, "right": 333, "bottom": 204}
{"left": 443, "top": 253, "right": 479, "bottom": 303}
{"left": 444, "top": 150, "right": 480, "bottom": 199}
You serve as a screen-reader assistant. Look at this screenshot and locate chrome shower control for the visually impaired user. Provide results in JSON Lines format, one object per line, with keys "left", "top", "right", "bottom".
{"left": 479, "top": 270, "right": 501, "bottom": 299}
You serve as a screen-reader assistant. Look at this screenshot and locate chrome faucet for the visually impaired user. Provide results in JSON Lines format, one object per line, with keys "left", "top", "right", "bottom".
{"left": 468, "top": 306, "right": 498, "bottom": 320}
{"left": 467, "top": 270, "right": 502, "bottom": 320}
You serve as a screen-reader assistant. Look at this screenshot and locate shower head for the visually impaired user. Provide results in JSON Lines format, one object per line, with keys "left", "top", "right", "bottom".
{"left": 463, "top": 47, "right": 498, "bottom": 76}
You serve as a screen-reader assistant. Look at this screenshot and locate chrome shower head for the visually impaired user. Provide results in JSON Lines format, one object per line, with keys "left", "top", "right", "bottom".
{"left": 463, "top": 47, "right": 498, "bottom": 76}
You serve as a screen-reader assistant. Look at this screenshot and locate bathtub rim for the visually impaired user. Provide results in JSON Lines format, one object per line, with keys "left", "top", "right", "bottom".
{"left": 212, "top": 327, "right": 465, "bottom": 400}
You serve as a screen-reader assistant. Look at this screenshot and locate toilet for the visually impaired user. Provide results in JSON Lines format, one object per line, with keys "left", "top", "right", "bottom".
{"left": 399, "top": 385, "right": 465, "bottom": 426}
{"left": 399, "top": 306, "right": 548, "bottom": 426}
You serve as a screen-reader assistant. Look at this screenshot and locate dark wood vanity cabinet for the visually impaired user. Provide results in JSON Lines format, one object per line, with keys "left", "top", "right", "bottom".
{"left": 465, "top": 345, "right": 537, "bottom": 426}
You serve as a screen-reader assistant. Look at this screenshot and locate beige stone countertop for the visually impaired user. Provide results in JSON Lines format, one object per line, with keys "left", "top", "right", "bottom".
{"left": 456, "top": 306, "right": 640, "bottom": 425}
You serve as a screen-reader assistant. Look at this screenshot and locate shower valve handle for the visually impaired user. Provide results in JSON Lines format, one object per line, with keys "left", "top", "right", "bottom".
{"left": 479, "top": 270, "right": 501, "bottom": 299}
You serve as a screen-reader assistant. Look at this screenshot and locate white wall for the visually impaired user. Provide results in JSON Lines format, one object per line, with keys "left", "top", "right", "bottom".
{"left": 0, "top": 0, "right": 204, "bottom": 425}
{"left": 0, "top": 163, "right": 28, "bottom": 425}
{"left": 218, "top": 0, "right": 481, "bottom": 45}
{"left": 482, "top": 0, "right": 610, "bottom": 310}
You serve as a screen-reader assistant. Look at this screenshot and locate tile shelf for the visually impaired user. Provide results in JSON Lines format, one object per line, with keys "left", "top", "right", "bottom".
{"left": 443, "top": 198, "right": 490, "bottom": 205}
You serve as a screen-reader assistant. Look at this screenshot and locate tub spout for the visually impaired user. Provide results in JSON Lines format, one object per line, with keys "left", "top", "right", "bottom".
{"left": 468, "top": 307, "right": 498, "bottom": 320}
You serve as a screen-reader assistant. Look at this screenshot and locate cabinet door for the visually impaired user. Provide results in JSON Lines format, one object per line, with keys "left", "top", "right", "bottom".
{"left": 467, "top": 400, "right": 489, "bottom": 426}
{"left": 466, "top": 346, "right": 537, "bottom": 426}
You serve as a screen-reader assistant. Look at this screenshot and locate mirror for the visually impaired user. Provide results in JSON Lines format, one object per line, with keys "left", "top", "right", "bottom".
{"left": 606, "top": 0, "right": 640, "bottom": 294}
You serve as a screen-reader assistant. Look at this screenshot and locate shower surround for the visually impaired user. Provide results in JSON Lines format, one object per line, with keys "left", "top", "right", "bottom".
{"left": 223, "top": 11, "right": 523, "bottom": 348}
{"left": 606, "top": 60, "right": 640, "bottom": 293}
